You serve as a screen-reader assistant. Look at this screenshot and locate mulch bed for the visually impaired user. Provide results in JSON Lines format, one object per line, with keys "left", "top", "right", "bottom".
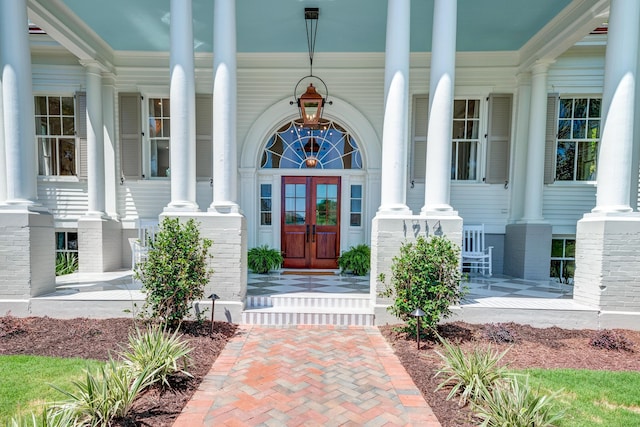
{"left": 0, "top": 316, "right": 236, "bottom": 426}
{"left": 381, "top": 322, "right": 640, "bottom": 427}
{"left": 2, "top": 316, "right": 639, "bottom": 426}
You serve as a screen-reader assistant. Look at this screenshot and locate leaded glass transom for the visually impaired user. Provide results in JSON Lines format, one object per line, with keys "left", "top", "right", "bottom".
{"left": 261, "top": 120, "right": 362, "bottom": 169}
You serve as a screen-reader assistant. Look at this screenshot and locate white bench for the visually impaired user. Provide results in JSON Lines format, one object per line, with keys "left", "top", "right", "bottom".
{"left": 461, "top": 224, "right": 493, "bottom": 276}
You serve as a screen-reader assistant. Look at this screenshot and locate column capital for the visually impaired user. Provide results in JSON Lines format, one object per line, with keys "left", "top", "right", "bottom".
{"left": 530, "top": 59, "right": 554, "bottom": 76}
{"left": 78, "top": 59, "right": 110, "bottom": 74}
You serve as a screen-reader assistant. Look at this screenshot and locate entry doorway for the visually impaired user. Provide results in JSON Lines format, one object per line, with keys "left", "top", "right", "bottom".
{"left": 281, "top": 176, "right": 341, "bottom": 269}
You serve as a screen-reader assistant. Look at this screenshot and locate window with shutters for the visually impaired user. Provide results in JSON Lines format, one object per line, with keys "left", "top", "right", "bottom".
{"left": 35, "top": 95, "right": 77, "bottom": 176}
{"left": 451, "top": 99, "right": 481, "bottom": 180}
{"left": 555, "top": 97, "right": 601, "bottom": 181}
{"left": 148, "top": 98, "right": 171, "bottom": 178}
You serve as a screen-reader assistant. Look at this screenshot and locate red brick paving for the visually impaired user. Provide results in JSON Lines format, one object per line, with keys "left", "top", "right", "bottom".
{"left": 173, "top": 325, "right": 441, "bottom": 426}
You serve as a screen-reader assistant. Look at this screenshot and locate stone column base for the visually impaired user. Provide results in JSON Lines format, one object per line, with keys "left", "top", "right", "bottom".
{"left": 370, "top": 213, "right": 462, "bottom": 326}
{"left": 574, "top": 213, "right": 640, "bottom": 313}
{"left": 78, "top": 217, "right": 122, "bottom": 273}
{"left": 504, "top": 223, "right": 552, "bottom": 280}
{"left": 161, "top": 212, "right": 247, "bottom": 323}
{"left": 0, "top": 210, "right": 55, "bottom": 298}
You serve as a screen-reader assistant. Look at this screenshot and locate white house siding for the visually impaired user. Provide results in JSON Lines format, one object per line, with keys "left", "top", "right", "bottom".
{"left": 543, "top": 184, "right": 597, "bottom": 235}
{"left": 37, "top": 180, "right": 88, "bottom": 222}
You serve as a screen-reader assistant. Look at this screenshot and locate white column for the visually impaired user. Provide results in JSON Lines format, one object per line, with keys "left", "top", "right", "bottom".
{"left": 422, "top": 0, "right": 457, "bottom": 213}
{"left": 592, "top": 0, "right": 640, "bottom": 213}
{"left": 521, "top": 61, "right": 551, "bottom": 222}
{"left": 167, "top": 0, "right": 198, "bottom": 212}
{"left": 209, "top": 0, "right": 239, "bottom": 214}
{"left": 509, "top": 73, "right": 532, "bottom": 222}
{"left": 102, "top": 78, "right": 119, "bottom": 218}
{"left": 378, "top": 0, "right": 411, "bottom": 215}
{"left": 85, "top": 63, "right": 106, "bottom": 216}
{"left": 0, "top": 0, "right": 37, "bottom": 207}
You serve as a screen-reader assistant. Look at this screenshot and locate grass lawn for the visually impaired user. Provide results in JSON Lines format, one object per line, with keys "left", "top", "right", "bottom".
{"left": 0, "top": 354, "right": 103, "bottom": 423}
{"left": 526, "top": 368, "right": 640, "bottom": 426}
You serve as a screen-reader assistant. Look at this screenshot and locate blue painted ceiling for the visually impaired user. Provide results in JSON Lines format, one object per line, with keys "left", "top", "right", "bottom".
{"left": 61, "top": 0, "right": 572, "bottom": 53}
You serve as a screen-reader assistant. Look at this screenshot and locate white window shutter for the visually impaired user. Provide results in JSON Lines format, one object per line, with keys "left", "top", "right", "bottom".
{"left": 196, "top": 94, "right": 213, "bottom": 179}
{"left": 75, "top": 92, "right": 87, "bottom": 180}
{"left": 412, "top": 95, "right": 428, "bottom": 181}
{"left": 485, "top": 94, "right": 512, "bottom": 184}
{"left": 119, "top": 93, "right": 142, "bottom": 179}
{"left": 544, "top": 94, "right": 559, "bottom": 185}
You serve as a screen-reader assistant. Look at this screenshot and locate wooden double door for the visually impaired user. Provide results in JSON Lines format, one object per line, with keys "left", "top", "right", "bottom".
{"left": 281, "top": 176, "right": 341, "bottom": 269}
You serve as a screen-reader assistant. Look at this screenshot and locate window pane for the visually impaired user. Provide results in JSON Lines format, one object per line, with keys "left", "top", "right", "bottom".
{"left": 62, "top": 117, "right": 75, "bottom": 136}
{"left": 163, "top": 119, "right": 170, "bottom": 137}
{"left": 453, "top": 100, "right": 466, "bottom": 119}
{"left": 327, "top": 184, "right": 337, "bottom": 199}
{"left": 452, "top": 120, "right": 465, "bottom": 139}
{"left": 589, "top": 99, "right": 601, "bottom": 118}
{"left": 61, "top": 97, "right": 74, "bottom": 115}
{"left": 467, "top": 100, "right": 479, "bottom": 118}
{"left": 551, "top": 239, "right": 564, "bottom": 257}
{"left": 260, "top": 199, "right": 271, "bottom": 211}
{"left": 56, "top": 232, "right": 66, "bottom": 250}
{"left": 572, "top": 120, "right": 586, "bottom": 139}
{"left": 150, "top": 99, "right": 162, "bottom": 116}
{"left": 59, "top": 139, "right": 76, "bottom": 175}
{"left": 35, "top": 97, "right": 47, "bottom": 115}
{"left": 162, "top": 99, "right": 170, "bottom": 115}
{"left": 260, "top": 184, "right": 272, "bottom": 198}
{"left": 295, "top": 198, "right": 305, "bottom": 212}
{"left": 350, "top": 213, "right": 361, "bottom": 227}
{"left": 576, "top": 141, "right": 598, "bottom": 180}
{"left": 295, "top": 184, "right": 305, "bottom": 198}
{"left": 261, "top": 213, "right": 272, "bottom": 226}
{"left": 351, "top": 185, "right": 362, "bottom": 198}
{"left": 565, "top": 240, "right": 576, "bottom": 257}
{"left": 67, "top": 232, "right": 78, "bottom": 250}
{"left": 35, "top": 117, "right": 48, "bottom": 135}
{"left": 50, "top": 117, "right": 61, "bottom": 135}
{"left": 550, "top": 259, "right": 561, "bottom": 278}
{"left": 556, "top": 141, "right": 575, "bottom": 181}
{"left": 587, "top": 120, "right": 600, "bottom": 139}
{"left": 49, "top": 97, "right": 60, "bottom": 115}
{"left": 559, "top": 99, "right": 573, "bottom": 118}
{"left": 350, "top": 199, "right": 361, "bottom": 213}
{"left": 558, "top": 120, "right": 571, "bottom": 139}
{"left": 456, "top": 142, "right": 477, "bottom": 180}
{"left": 466, "top": 120, "right": 479, "bottom": 139}
{"left": 574, "top": 99, "right": 587, "bottom": 118}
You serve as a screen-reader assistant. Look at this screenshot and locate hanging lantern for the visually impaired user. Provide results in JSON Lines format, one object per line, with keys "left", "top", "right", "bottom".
{"left": 298, "top": 84, "right": 325, "bottom": 129}
{"left": 303, "top": 137, "right": 320, "bottom": 168}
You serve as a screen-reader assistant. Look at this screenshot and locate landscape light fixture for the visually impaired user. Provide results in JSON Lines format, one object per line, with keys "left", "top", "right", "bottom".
{"left": 410, "top": 308, "right": 426, "bottom": 349}
{"left": 208, "top": 293, "right": 220, "bottom": 336}
{"left": 290, "top": 7, "right": 332, "bottom": 130}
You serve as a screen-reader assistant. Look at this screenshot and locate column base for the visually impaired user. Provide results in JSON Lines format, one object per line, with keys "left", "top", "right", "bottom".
{"left": 161, "top": 212, "right": 247, "bottom": 324}
{"left": 0, "top": 210, "right": 55, "bottom": 298}
{"left": 78, "top": 217, "right": 122, "bottom": 273}
{"left": 504, "top": 223, "right": 552, "bottom": 280}
{"left": 574, "top": 213, "right": 640, "bottom": 313}
{"left": 370, "top": 213, "right": 462, "bottom": 314}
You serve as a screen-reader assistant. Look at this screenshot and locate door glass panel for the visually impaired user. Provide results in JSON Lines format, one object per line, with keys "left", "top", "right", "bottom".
{"left": 316, "top": 184, "right": 338, "bottom": 226}
{"left": 284, "top": 183, "right": 306, "bottom": 224}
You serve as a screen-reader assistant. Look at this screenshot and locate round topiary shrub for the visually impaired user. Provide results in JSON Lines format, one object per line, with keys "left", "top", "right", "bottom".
{"left": 380, "top": 235, "right": 465, "bottom": 337}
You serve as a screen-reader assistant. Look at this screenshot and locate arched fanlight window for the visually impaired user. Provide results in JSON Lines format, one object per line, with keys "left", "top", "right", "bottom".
{"left": 261, "top": 119, "right": 362, "bottom": 169}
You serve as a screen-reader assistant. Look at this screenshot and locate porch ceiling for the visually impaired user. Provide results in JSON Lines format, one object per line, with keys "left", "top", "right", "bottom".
{"left": 55, "top": 0, "right": 577, "bottom": 53}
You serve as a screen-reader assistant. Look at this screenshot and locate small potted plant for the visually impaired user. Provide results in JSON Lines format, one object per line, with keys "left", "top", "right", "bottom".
{"left": 247, "top": 245, "right": 283, "bottom": 274}
{"left": 338, "top": 244, "right": 370, "bottom": 276}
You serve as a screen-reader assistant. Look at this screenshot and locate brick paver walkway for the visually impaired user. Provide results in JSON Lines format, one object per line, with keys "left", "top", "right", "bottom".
{"left": 174, "top": 325, "right": 441, "bottom": 426}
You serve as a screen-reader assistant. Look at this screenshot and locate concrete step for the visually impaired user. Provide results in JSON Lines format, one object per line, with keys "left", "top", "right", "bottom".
{"left": 246, "top": 292, "right": 370, "bottom": 309}
{"left": 243, "top": 292, "right": 374, "bottom": 326}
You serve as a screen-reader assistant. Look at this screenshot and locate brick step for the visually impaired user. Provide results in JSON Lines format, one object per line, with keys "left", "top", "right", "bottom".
{"left": 246, "top": 292, "right": 370, "bottom": 309}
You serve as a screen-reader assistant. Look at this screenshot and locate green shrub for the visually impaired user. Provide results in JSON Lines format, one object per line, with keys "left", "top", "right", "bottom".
{"left": 338, "top": 244, "right": 370, "bottom": 276}
{"left": 119, "top": 324, "right": 192, "bottom": 387}
{"left": 474, "top": 376, "right": 564, "bottom": 427}
{"left": 247, "top": 245, "right": 283, "bottom": 274}
{"left": 379, "top": 235, "right": 464, "bottom": 335}
{"left": 55, "top": 253, "right": 78, "bottom": 276}
{"left": 435, "top": 337, "right": 511, "bottom": 406}
{"left": 134, "top": 217, "right": 213, "bottom": 329}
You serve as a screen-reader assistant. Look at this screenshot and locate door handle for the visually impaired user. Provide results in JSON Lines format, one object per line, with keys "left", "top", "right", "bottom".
{"left": 306, "top": 224, "right": 310, "bottom": 242}
{"left": 312, "top": 225, "right": 316, "bottom": 243}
